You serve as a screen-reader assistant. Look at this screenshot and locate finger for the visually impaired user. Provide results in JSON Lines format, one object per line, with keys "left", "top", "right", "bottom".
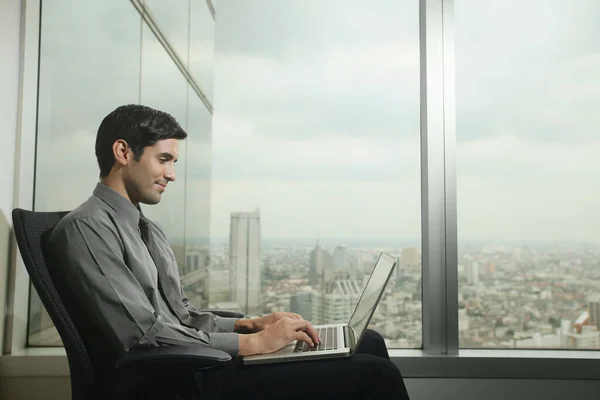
{"left": 287, "top": 318, "right": 313, "bottom": 330}
{"left": 303, "top": 324, "right": 321, "bottom": 344}
{"left": 293, "top": 331, "right": 314, "bottom": 347}
{"left": 287, "top": 319, "right": 321, "bottom": 344}
{"left": 286, "top": 312, "right": 303, "bottom": 320}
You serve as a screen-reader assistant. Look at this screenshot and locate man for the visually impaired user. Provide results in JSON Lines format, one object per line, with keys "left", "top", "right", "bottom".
{"left": 49, "top": 104, "right": 410, "bottom": 399}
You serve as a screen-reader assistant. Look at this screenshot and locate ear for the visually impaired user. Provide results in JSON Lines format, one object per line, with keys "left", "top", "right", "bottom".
{"left": 112, "top": 139, "right": 132, "bottom": 167}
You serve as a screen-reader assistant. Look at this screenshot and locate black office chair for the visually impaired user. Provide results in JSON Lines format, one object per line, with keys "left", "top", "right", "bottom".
{"left": 12, "top": 208, "right": 243, "bottom": 399}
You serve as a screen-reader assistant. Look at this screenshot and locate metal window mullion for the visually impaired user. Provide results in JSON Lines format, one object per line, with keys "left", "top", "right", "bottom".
{"left": 4, "top": 0, "right": 41, "bottom": 354}
{"left": 205, "top": 0, "right": 216, "bottom": 20}
{"left": 130, "top": 0, "right": 213, "bottom": 114}
{"left": 442, "top": 0, "right": 459, "bottom": 355}
{"left": 420, "top": 0, "right": 458, "bottom": 356}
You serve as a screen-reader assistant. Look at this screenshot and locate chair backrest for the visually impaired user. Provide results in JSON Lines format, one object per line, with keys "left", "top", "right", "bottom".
{"left": 11, "top": 208, "right": 96, "bottom": 400}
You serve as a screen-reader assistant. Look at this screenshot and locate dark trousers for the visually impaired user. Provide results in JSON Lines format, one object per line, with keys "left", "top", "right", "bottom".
{"left": 203, "top": 329, "right": 411, "bottom": 400}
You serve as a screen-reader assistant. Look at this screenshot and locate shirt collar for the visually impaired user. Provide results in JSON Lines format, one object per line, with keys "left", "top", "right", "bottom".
{"left": 92, "top": 182, "right": 141, "bottom": 229}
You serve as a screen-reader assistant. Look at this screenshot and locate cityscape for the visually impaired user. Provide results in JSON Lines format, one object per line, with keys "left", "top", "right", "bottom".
{"left": 199, "top": 210, "right": 600, "bottom": 350}
{"left": 28, "top": 209, "right": 600, "bottom": 352}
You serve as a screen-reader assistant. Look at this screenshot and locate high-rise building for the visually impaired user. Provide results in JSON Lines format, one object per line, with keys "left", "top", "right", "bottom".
{"left": 309, "top": 244, "right": 333, "bottom": 287}
{"left": 290, "top": 292, "right": 314, "bottom": 322}
{"left": 588, "top": 294, "right": 600, "bottom": 329}
{"left": 229, "top": 210, "right": 261, "bottom": 315}
{"left": 401, "top": 248, "right": 420, "bottom": 270}
{"left": 467, "top": 261, "right": 480, "bottom": 285}
{"left": 312, "top": 278, "right": 361, "bottom": 325}
{"left": 333, "top": 245, "right": 350, "bottom": 270}
{"left": 185, "top": 246, "right": 209, "bottom": 274}
{"left": 413, "top": 276, "right": 422, "bottom": 301}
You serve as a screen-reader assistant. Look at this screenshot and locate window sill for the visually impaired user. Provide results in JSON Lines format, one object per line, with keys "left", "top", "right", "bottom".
{"left": 2, "top": 348, "right": 600, "bottom": 380}
{"left": 390, "top": 349, "right": 600, "bottom": 380}
{"left": 0, "top": 347, "right": 68, "bottom": 377}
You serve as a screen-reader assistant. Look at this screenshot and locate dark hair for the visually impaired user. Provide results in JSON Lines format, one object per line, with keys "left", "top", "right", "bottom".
{"left": 95, "top": 104, "right": 187, "bottom": 178}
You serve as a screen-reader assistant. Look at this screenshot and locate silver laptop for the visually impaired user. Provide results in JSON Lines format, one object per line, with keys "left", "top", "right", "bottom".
{"left": 242, "top": 252, "right": 397, "bottom": 365}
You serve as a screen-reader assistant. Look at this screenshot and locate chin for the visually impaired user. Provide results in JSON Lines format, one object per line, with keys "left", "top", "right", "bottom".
{"left": 141, "top": 195, "right": 161, "bottom": 205}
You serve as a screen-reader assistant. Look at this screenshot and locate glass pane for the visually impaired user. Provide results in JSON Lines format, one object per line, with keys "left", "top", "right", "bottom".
{"left": 190, "top": 0, "right": 215, "bottom": 101}
{"left": 139, "top": 23, "right": 188, "bottom": 271}
{"left": 183, "top": 92, "right": 213, "bottom": 309}
{"left": 30, "top": 0, "right": 141, "bottom": 347}
{"left": 144, "top": 0, "right": 190, "bottom": 67}
{"left": 456, "top": 0, "right": 600, "bottom": 349}
{"left": 213, "top": 0, "right": 421, "bottom": 348}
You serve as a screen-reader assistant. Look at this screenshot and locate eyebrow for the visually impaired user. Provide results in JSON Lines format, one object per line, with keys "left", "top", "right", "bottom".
{"left": 158, "top": 152, "right": 178, "bottom": 163}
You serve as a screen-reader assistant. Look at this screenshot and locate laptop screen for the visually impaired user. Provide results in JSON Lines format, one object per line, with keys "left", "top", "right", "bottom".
{"left": 347, "top": 252, "right": 397, "bottom": 348}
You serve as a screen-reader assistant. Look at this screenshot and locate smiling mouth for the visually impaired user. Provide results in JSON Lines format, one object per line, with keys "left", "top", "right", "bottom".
{"left": 155, "top": 183, "right": 167, "bottom": 191}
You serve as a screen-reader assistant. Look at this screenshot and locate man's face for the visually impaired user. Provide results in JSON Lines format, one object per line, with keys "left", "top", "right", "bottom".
{"left": 123, "top": 138, "right": 179, "bottom": 205}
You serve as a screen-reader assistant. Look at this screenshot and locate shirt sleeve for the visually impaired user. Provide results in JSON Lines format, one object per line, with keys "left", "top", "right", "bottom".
{"left": 180, "top": 286, "right": 240, "bottom": 332}
{"left": 49, "top": 216, "right": 240, "bottom": 356}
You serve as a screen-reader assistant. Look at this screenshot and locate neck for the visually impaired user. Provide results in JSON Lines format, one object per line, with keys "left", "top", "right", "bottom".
{"left": 101, "top": 175, "right": 136, "bottom": 205}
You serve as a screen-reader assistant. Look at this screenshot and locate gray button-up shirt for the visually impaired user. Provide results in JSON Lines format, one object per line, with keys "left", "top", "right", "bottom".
{"left": 48, "top": 183, "right": 240, "bottom": 356}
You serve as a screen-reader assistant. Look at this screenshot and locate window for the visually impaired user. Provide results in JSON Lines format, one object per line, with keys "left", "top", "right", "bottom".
{"left": 144, "top": 0, "right": 190, "bottom": 67}
{"left": 184, "top": 94, "right": 214, "bottom": 309}
{"left": 456, "top": 0, "right": 600, "bottom": 349}
{"left": 30, "top": 0, "right": 142, "bottom": 347}
{"left": 190, "top": 0, "right": 216, "bottom": 101}
{"left": 138, "top": 22, "right": 189, "bottom": 282}
{"left": 212, "top": 0, "right": 422, "bottom": 348}
{"left": 28, "top": 0, "right": 215, "bottom": 346}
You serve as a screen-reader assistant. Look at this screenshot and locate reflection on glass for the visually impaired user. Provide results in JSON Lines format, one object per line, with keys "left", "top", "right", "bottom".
{"left": 30, "top": 0, "right": 142, "bottom": 347}
{"left": 190, "top": 0, "right": 215, "bottom": 101}
{"left": 183, "top": 92, "right": 213, "bottom": 309}
{"left": 29, "top": 0, "right": 214, "bottom": 347}
{"left": 456, "top": 0, "right": 600, "bottom": 349}
{"left": 211, "top": 0, "right": 421, "bottom": 348}
{"left": 139, "top": 23, "right": 188, "bottom": 270}
{"left": 144, "top": 0, "right": 190, "bottom": 67}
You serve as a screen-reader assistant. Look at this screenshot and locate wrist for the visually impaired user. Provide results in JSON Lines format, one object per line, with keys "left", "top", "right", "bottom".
{"left": 238, "top": 332, "right": 263, "bottom": 356}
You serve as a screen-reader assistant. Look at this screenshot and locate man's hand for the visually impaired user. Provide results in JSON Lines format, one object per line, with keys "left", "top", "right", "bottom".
{"left": 253, "top": 312, "right": 304, "bottom": 331}
{"left": 234, "top": 312, "right": 304, "bottom": 333}
{"left": 238, "top": 316, "right": 321, "bottom": 356}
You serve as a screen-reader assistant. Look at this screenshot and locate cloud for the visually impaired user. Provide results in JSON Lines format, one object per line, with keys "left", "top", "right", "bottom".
{"left": 212, "top": 112, "right": 419, "bottom": 181}
{"left": 211, "top": 0, "right": 600, "bottom": 242}
{"left": 213, "top": 43, "right": 420, "bottom": 140}
{"left": 455, "top": 0, "right": 600, "bottom": 144}
{"left": 210, "top": 179, "right": 421, "bottom": 240}
{"left": 34, "top": 0, "right": 600, "bottom": 243}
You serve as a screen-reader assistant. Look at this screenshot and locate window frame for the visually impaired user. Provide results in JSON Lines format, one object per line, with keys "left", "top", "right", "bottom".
{"left": 3, "top": 0, "right": 600, "bottom": 381}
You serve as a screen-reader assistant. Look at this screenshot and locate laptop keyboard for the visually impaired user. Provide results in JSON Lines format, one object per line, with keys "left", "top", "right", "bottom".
{"left": 294, "top": 326, "right": 339, "bottom": 352}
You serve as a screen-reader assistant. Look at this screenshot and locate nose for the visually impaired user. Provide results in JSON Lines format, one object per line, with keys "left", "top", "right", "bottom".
{"left": 165, "top": 165, "right": 176, "bottom": 182}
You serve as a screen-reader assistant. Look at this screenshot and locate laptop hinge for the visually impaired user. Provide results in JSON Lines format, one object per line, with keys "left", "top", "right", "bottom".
{"left": 343, "top": 325, "right": 356, "bottom": 350}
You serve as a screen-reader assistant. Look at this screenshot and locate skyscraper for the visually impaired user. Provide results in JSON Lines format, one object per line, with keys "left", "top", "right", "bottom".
{"left": 588, "top": 294, "right": 600, "bottom": 329}
{"left": 312, "top": 277, "right": 361, "bottom": 325}
{"left": 309, "top": 244, "right": 332, "bottom": 287}
{"left": 401, "top": 247, "right": 420, "bottom": 270}
{"left": 229, "top": 210, "right": 261, "bottom": 315}
{"left": 467, "top": 261, "right": 480, "bottom": 286}
{"left": 290, "top": 292, "right": 314, "bottom": 322}
{"left": 333, "top": 245, "right": 350, "bottom": 270}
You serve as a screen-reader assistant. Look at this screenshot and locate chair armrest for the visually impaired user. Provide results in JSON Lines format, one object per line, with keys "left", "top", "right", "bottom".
{"left": 115, "top": 346, "right": 232, "bottom": 372}
{"left": 200, "top": 309, "right": 245, "bottom": 319}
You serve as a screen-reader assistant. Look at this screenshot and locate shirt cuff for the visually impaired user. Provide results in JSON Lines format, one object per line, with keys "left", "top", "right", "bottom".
{"left": 209, "top": 332, "right": 239, "bottom": 357}
{"left": 214, "top": 316, "right": 239, "bottom": 332}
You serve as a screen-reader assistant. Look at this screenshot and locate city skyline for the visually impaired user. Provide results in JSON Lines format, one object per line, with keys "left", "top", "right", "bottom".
{"left": 219, "top": 238, "right": 600, "bottom": 350}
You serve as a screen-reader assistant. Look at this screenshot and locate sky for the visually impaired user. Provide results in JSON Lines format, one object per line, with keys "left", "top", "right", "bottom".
{"left": 209, "top": 0, "right": 600, "bottom": 243}
{"left": 33, "top": 0, "right": 600, "bottom": 245}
